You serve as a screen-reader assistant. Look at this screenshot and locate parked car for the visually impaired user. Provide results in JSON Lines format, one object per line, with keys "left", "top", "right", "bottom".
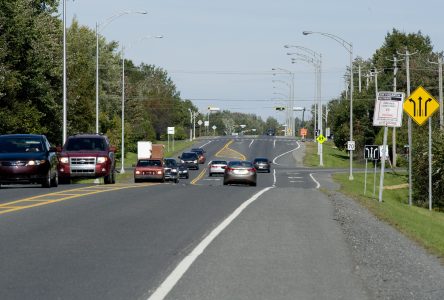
{"left": 57, "top": 134, "right": 116, "bottom": 184}
{"left": 253, "top": 157, "right": 272, "bottom": 173}
{"left": 178, "top": 152, "right": 199, "bottom": 170}
{"left": 134, "top": 159, "right": 164, "bottom": 183}
{"left": 164, "top": 158, "right": 179, "bottom": 183}
{"left": 223, "top": 160, "right": 257, "bottom": 186}
{"left": 178, "top": 163, "right": 189, "bottom": 179}
{"left": 190, "top": 148, "right": 206, "bottom": 164}
{"left": 208, "top": 160, "right": 228, "bottom": 176}
{"left": 0, "top": 134, "right": 58, "bottom": 188}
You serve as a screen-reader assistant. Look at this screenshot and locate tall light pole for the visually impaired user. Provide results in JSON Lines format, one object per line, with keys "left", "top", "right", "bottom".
{"left": 62, "top": 0, "right": 67, "bottom": 143}
{"left": 120, "top": 35, "right": 163, "bottom": 174}
{"left": 303, "top": 31, "right": 354, "bottom": 179}
{"left": 95, "top": 10, "right": 147, "bottom": 134}
{"left": 188, "top": 108, "right": 193, "bottom": 141}
{"left": 272, "top": 68, "right": 295, "bottom": 137}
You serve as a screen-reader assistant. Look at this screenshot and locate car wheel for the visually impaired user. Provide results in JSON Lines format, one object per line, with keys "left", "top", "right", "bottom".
{"left": 111, "top": 169, "right": 116, "bottom": 184}
{"left": 161, "top": 177, "right": 165, "bottom": 183}
{"left": 51, "top": 171, "right": 59, "bottom": 187}
{"left": 223, "top": 181, "right": 228, "bottom": 185}
{"left": 251, "top": 182, "right": 257, "bottom": 187}
{"left": 134, "top": 179, "right": 140, "bottom": 183}
{"left": 42, "top": 170, "right": 51, "bottom": 188}
{"left": 209, "top": 173, "right": 212, "bottom": 177}
{"left": 175, "top": 178, "right": 179, "bottom": 184}
{"left": 104, "top": 173, "right": 112, "bottom": 184}
{"left": 267, "top": 169, "right": 271, "bottom": 173}
{"left": 59, "top": 177, "right": 70, "bottom": 184}
{"left": 186, "top": 174, "right": 189, "bottom": 179}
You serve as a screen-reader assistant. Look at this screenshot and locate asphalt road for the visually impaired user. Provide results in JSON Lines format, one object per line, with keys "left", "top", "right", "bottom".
{"left": 0, "top": 136, "right": 443, "bottom": 300}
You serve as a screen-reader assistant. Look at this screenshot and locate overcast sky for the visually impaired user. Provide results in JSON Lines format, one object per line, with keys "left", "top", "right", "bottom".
{"left": 62, "top": 0, "right": 444, "bottom": 124}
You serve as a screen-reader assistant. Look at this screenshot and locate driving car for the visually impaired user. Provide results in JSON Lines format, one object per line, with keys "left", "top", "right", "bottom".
{"left": 208, "top": 160, "right": 228, "bottom": 176}
{"left": 223, "top": 160, "right": 257, "bottom": 186}
{"left": 178, "top": 163, "right": 189, "bottom": 179}
{"left": 190, "top": 148, "right": 206, "bottom": 164}
{"left": 164, "top": 158, "right": 179, "bottom": 183}
{"left": 253, "top": 157, "right": 272, "bottom": 173}
{"left": 134, "top": 159, "right": 164, "bottom": 183}
{"left": 0, "top": 134, "right": 58, "bottom": 188}
{"left": 178, "top": 152, "right": 199, "bottom": 170}
{"left": 57, "top": 133, "right": 116, "bottom": 184}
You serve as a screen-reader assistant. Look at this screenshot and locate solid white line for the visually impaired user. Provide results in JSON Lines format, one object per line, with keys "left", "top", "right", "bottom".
{"left": 309, "top": 173, "right": 321, "bottom": 189}
{"left": 272, "top": 141, "right": 301, "bottom": 165}
{"left": 273, "top": 139, "right": 276, "bottom": 149}
{"left": 290, "top": 181, "right": 304, "bottom": 183}
{"left": 200, "top": 140, "right": 212, "bottom": 148}
{"left": 147, "top": 187, "right": 273, "bottom": 300}
{"left": 249, "top": 139, "right": 254, "bottom": 148}
{"left": 273, "top": 169, "right": 277, "bottom": 187}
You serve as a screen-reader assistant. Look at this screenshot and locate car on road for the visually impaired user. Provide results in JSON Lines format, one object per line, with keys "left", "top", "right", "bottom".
{"left": 57, "top": 134, "right": 116, "bottom": 184}
{"left": 0, "top": 134, "right": 59, "bottom": 188}
{"left": 253, "top": 157, "right": 272, "bottom": 173}
{"left": 178, "top": 152, "right": 199, "bottom": 170}
{"left": 178, "top": 163, "right": 189, "bottom": 179}
{"left": 223, "top": 160, "right": 257, "bottom": 186}
{"left": 208, "top": 160, "right": 228, "bottom": 176}
{"left": 164, "top": 158, "right": 179, "bottom": 183}
{"left": 134, "top": 159, "right": 164, "bottom": 183}
{"left": 190, "top": 148, "right": 206, "bottom": 164}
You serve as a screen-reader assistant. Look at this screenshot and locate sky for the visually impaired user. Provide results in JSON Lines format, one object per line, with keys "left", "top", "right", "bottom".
{"left": 61, "top": 0, "right": 444, "bottom": 125}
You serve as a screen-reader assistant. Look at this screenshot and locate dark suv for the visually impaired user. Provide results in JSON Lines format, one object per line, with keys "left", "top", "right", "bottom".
{"left": 57, "top": 134, "right": 116, "bottom": 184}
{"left": 178, "top": 152, "right": 199, "bottom": 170}
{"left": 0, "top": 134, "right": 58, "bottom": 188}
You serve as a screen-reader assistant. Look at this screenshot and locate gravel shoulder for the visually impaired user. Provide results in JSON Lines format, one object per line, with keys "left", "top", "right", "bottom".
{"left": 318, "top": 172, "right": 444, "bottom": 299}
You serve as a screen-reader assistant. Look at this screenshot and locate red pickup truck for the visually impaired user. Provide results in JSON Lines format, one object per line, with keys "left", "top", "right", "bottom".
{"left": 57, "top": 134, "right": 116, "bottom": 184}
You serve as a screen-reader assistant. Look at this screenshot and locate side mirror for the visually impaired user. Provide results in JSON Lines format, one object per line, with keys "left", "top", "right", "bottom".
{"left": 178, "top": 156, "right": 181, "bottom": 159}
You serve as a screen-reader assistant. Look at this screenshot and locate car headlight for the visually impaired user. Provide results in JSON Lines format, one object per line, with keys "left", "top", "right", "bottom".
{"left": 193, "top": 160, "right": 198, "bottom": 163}
{"left": 60, "top": 157, "right": 69, "bottom": 164}
{"left": 97, "top": 157, "right": 107, "bottom": 163}
{"left": 172, "top": 168, "right": 177, "bottom": 172}
{"left": 26, "top": 160, "right": 46, "bottom": 166}
{"left": 180, "top": 160, "right": 185, "bottom": 163}
{"left": 135, "top": 170, "right": 141, "bottom": 175}
{"left": 157, "top": 170, "right": 163, "bottom": 175}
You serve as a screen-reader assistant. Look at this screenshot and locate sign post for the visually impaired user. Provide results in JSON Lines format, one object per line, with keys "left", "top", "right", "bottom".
{"left": 404, "top": 86, "right": 440, "bottom": 211}
{"left": 167, "top": 127, "right": 175, "bottom": 152}
{"left": 373, "top": 91, "right": 404, "bottom": 202}
{"left": 364, "top": 145, "right": 380, "bottom": 196}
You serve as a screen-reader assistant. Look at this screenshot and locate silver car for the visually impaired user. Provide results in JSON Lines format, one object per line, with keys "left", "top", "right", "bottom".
{"left": 223, "top": 161, "right": 257, "bottom": 186}
{"left": 209, "top": 160, "right": 227, "bottom": 176}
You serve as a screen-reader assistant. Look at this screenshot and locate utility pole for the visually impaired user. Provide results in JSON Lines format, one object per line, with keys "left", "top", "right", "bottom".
{"left": 358, "top": 64, "right": 362, "bottom": 93}
{"left": 387, "top": 55, "right": 399, "bottom": 167}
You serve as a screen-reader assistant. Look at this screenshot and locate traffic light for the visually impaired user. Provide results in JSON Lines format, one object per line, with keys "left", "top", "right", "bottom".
{"left": 275, "top": 107, "right": 285, "bottom": 111}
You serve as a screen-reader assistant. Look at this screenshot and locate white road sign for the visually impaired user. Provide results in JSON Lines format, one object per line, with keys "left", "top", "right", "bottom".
{"left": 204, "top": 121, "right": 209, "bottom": 127}
{"left": 212, "top": 125, "right": 217, "bottom": 130}
{"left": 167, "top": 127, "right": 175, "bottom": 134}
{"left": 373, "top": 91, "right": 405, "bottom": 127}
{"left": 197, "top": 120, "right": 203, "bottom": 126}
{"left": 347, "top": 141, "right": 355, "bottom": 151}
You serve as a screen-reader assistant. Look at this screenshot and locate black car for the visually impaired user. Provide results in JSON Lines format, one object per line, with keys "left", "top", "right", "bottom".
{"left": 0, "top": 134, "right": 58, "bottom": 188}
{"left": 253, "top": 157, "right": 271, "bottom": 173}
{"left": 178, "top": 152, "right": 199, "bottom": 170}
{"left": 178, "top": 163, "right": 189, "bottom": 179}
{"left": 190, "top": 148, "right": 206, "bottom": 164}
{"left": 164, "top": 158, "right": 179, "bottom": 183}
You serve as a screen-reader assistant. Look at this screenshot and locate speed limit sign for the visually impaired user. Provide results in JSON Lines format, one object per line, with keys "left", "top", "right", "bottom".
{"left": 347, "top": 141, "right": 355, "bottom": 151}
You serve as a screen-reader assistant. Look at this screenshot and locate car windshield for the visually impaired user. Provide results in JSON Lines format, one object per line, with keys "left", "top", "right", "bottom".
{"left": 0, "top": 137, "right": 44, "bottom": 153}
{"left": 137, "top": 160, "right": 162, "bottom": 167}
{"left": 212, "top": 161, "right": 227, "bottom": 165}
{"left": 191, "top": 149, "right": 203, "bottom": 154}
{"left": 164, "top": 160, "right": 177, "bottom": 167}
{"left": 254, "top": 158, "right": 268, "bottom": 163}
{"left": 228, "top": 161, "right": 253, "bottom": 168}
{"left": 181, "top": 153, "right": 197, "bottom": 159}
{"left": 65, "top": 137, "right": 106, "bottom": 151}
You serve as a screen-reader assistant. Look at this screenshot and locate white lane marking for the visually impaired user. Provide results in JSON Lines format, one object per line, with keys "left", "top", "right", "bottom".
{"left": 273, "top": 169, "right": 277, "bottom": 187}
{"left": 203, "top": 178, "right": 221, "bottom": 181}
{"left": 249, "top": 139, "right": 254, "bottom": 148}
{"left": 200, "top": 140, "right": 212, "bottom": 148}
{"left": 288, "top": 176, "right": 303, "bottom": 179}
{"left": 290, "top": 181, "right": 304, "bottom": 183}
{"left": 273, "top": 139, "right": 276, "bottom": 149}
{"left": 309, "top": 173, "right": 320, "bottom": 189}
{"left": 272, "top": 141, "right": 301, "bottom": 166}
{"left": 147, "top": 187, "right": 274, "bottom": 300}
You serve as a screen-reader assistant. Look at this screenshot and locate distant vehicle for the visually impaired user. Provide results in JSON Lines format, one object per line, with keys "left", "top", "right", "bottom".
{"left": 223, "top": 160, "right": 257, "bottom": 186}
{"left": 266, "top": 129, "right": 275, "bottom": 136}
{"left": 208, "top": 160, "right": 228, "bottom": 176}
{"left": 134, "top": 142, "right": 165, "bottom": 183}
{"left": 190, "top": 148, "right": 206, "bottom": 164}
{"left": 164, "top": 158, "right": 179, "bottom": 183}
{"left": 178, "top": 152, "right": 199, "bottom": 170}
{"left": 178, "top": 163, "right": 189, "bottom": 179}
{"left": 0, "top": 134, "right": 58, "bottom": 188}
{"left": 57, "top": 134, "right": 116, "bottom": 184}
{"left": 253, "top": 157, "right": 271, "bottom": 173}
{"left": 134, "top": 159, "right": 164, "bottom": 183}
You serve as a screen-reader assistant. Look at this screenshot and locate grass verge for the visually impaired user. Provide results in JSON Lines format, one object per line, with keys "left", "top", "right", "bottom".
{"left": 333, "top": 171, "right": 444, "bottom": 261}
{"left": 304, "top": 141, "right": 364, "bottom": 168}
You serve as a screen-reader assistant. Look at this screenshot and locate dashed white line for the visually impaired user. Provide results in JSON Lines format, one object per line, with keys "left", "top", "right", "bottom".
{"left": 147, "top": 187, "right": 274, "bottom": 300}
{"left": 288, "top": 176, "right": 303, "bottom": 179}
{"left": 200, "top": 140, "right": 212, "bottom": 148}
{"left": 273, "top": 169, "right": 277, "bottom": 187}
{"left": 309, "top": 173, "right": 321, "bottom": 189}
{"left": 273, "top": 139, "right": 276, "bottom": 149}
{"left": 249, "top": 139, "right": 254, "bottom": 148}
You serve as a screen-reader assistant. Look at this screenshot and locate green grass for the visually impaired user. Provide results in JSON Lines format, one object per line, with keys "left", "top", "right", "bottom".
{"left": 304, "top": 141, "right": 364, "bottom": 168}
{"left": 332, "top": 171, "right": 444, "bottom": 261}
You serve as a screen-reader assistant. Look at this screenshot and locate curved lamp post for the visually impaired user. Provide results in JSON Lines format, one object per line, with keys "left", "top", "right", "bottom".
{"left": 95, "top": 10, "right": 148, "bottom": 134}
{"left": 120, "top": 35, "right": 163, "bottom": 174}
{"left": 303, "top": 30, "right": 354, "bottom": 179}
{"left": 272, "top": 68, "right": 295, "bottom": 137}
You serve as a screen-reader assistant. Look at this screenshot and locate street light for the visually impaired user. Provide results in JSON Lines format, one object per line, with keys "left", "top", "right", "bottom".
{"left": 272, "top": 68, "right": 295, "bottom": 137}
{"left": 303, "top": 30, "right": 354, "bottom": 179}
{"left": 120, "top": 35, "right": 163, "bottom": 174}
{"left": 62, "top": 0, "right": 68, "bottom": 143}
{"left": 95, "top": 10, "right": 147, "bottom": 134}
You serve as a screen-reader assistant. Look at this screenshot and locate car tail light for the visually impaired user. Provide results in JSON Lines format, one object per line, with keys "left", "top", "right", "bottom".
{"left": 248, "top": 168, "right": 256, "bottom": 172}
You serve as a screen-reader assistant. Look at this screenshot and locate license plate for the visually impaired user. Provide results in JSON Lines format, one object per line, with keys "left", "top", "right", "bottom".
{"left": 235, "top": 170, "right": 248, "bottom": 175}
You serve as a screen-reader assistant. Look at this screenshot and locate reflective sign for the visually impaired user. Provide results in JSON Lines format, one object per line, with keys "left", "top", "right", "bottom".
{"left": 316, "top": 134, "right": 326, "bottom": 144}
{"left": 404, "top": 86, "right": 440, "bottom": 126}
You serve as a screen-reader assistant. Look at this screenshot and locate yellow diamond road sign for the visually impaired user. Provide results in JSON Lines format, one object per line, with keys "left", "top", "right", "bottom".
{"left": 404, "top": 86, "right": 440, "bottom": 126}
{"left": 316, "top": 134, "right": 326, "bottom": 144}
